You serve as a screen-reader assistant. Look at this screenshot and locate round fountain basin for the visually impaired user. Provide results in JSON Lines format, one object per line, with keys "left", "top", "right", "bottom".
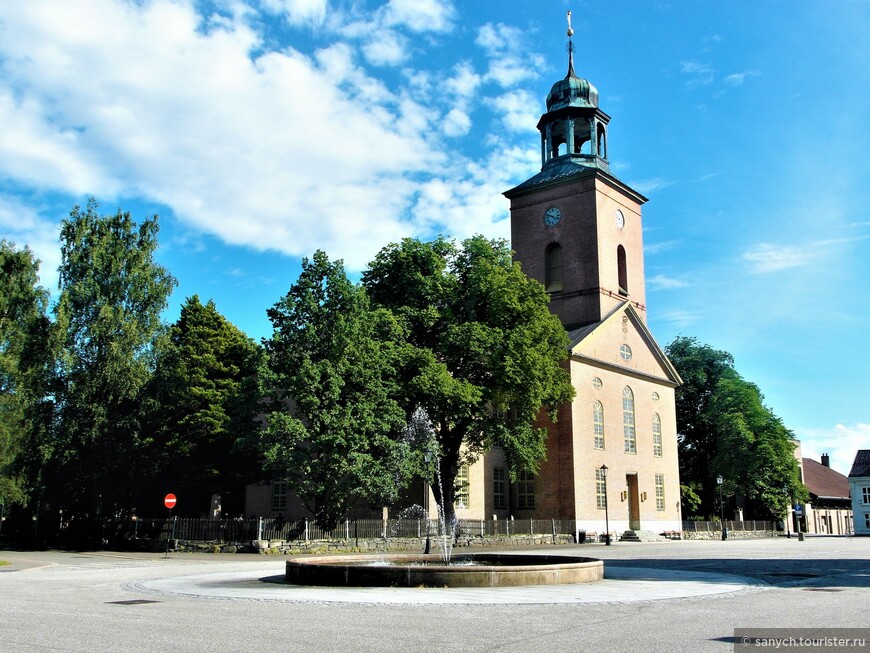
{"left": 285, "top": 553, "right": 603, "bottom": 587}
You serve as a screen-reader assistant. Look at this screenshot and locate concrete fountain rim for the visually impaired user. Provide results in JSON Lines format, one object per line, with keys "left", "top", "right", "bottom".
{"left": 284, "top": 552, "right": 604, "bottom": 587}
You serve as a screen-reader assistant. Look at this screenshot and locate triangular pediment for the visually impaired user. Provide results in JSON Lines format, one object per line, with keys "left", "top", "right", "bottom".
{"left": 568, "top": 303, "right": 682, "bottom": 386}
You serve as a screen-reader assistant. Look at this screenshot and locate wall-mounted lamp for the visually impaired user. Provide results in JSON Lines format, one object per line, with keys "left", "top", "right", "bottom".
{"left": 620, "top": 491, "right": 628, "bottom": 502}
{"left": 641, "top": 492, "right": 648, "bottom": 502}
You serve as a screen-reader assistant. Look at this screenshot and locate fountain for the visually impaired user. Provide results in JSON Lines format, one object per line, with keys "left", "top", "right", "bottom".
{"left": 285, "top": 552, "right": 603, "bottom": 587}
{"left": 285, "top": 408, "right": 603, "bottom": 588}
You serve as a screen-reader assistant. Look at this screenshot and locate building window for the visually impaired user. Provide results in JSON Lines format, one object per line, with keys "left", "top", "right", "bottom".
{"left": 620, "top": 344, "right": 632, "bottom": 361}
{"left": 517, "top": 470, "right": 535, "bottom": 509}
{"left": 596, "top": 468, "right": 607, "bottom": 510}
{"left": 865, "top": 513, "right": 870, "bottom": 530}
{"left": 655, "top": 474, "right": 665, "bottom": 511}
{"left": 863, "top": 487, "right": 870, "bottom": 505}
{"left": 493, "top": 467, "right": 507, "bottom": 510}
{"left": 545, "top": 243, "right": 563, "bottom": 292}
{"left": 271, "top": 481, "right": 287, "bottom": 512}
{"left": 623, "top": 386, "right": 636, "bottom": 454}
{"left": 593, "top": 401, "right": 605, "bottom": 450}
{"left": 617, "top": 245, "right": 628, "bottom": 295}
{"left": 652, "top": 413, "right": 662, "bottom": 458}
{"left": 455, "top": 465, "right": 470, "bottom": 509}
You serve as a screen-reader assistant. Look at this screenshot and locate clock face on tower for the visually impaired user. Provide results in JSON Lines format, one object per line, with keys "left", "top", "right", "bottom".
{"left": 543, "top": 207, "right": 562, "bottom": 226}
{"left": 615, "top": 209, "right": 625, "bottom": 229}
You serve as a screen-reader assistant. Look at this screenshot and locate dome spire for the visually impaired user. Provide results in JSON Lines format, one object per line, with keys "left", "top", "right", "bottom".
{"left": 566, "top": 10, "right": 576, "bottom": 78}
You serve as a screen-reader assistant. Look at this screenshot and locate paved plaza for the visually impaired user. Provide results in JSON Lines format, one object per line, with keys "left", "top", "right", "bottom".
{"left": 1, "top": 536, "right": 869, "bottom": 652}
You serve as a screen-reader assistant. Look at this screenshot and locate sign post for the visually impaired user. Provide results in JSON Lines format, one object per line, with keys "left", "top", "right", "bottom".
{"left": 163, "top": 494, "right": 177, "bottom": 558}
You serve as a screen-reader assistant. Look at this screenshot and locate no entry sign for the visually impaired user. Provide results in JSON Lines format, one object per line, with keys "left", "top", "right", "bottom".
{"left": 164, "top": 493, "right": 177, "bottom": 510}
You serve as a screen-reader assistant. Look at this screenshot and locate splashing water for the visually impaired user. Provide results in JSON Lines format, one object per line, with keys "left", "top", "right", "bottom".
{"left": 403, "top": 407, "right": 456, "bottom": 563}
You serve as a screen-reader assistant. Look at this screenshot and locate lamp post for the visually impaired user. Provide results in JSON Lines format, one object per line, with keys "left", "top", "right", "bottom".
{"left": 717, "top": 475, "right": 727, "bottom": 540}
{"left": 601, "top": 464, "right": 611, "bottom": 546}
{"left": 784, "top": 486, "right": 791, "bottom": 539}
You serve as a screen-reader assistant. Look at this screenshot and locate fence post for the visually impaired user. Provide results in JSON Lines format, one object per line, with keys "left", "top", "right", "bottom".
{"left": 530, "top": 519, "right": 534, "bottom": 537}
{"left": 257, "top": 517, "right": 264, "bottom": 541}
{"left": 305, "top": 519, "right": 309, "bottom": 541}
{"left": 346, "top": 519, "right": 350, "bottom": 541}
{"left": 552, "top": 518, "right": 556, "bottom": 545}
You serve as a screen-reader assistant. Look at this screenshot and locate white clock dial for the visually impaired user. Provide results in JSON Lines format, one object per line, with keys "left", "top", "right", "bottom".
{"left": 615, "top": 209, "right": 625, "bottom": 229}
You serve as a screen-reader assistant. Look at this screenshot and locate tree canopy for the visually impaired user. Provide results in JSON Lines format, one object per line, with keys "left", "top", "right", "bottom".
{"left": 362, "top": 236, "right": 575, "bottom": 525}
{"left": 259, "top": 251, "right": 414, "bottom": 530}
{"left": 144, "top": 295, "right": 263, "bottom": 516}
{"left": 666, "top": 336, "right": 806, "bottom": 520}
{"left": 48, "top": 200, "right": 176, "bottom": 517}
{"left": 0, "top": 241, "right": 51, "bottom": 508}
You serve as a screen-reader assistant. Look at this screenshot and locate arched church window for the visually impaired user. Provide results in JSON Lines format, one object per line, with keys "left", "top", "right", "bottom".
{"left": 617, "top": 245, "right": 628, "bottom": 295}
{"left": 593, "top": 401, "right": 605, "bottom": 450}
{"left": 545, "top": 243, "right": 563, "bottom": 292}
{"left": 652, "top": 413, "right": 662, "bottom": 457}
{"left": 623, "top": 386, "right": 636, "bottom": 454}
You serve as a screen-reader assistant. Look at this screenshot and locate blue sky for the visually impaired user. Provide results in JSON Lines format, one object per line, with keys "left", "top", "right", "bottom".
{"left": 1, "top": 0, "right": 868, "bottom": 474}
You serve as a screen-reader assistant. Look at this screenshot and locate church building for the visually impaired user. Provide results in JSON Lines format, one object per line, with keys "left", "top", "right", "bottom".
{"left": 453, "top": 25, "right": 684, "bottom": 539}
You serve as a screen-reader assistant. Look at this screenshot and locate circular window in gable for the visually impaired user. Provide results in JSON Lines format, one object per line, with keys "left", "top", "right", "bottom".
{"left": 619, "top": 344, "right": 632, "bottom": 361}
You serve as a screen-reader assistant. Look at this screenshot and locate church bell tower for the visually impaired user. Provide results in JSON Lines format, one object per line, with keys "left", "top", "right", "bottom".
{"left": 504, "top": 13, "right": 649, "bottom": 329}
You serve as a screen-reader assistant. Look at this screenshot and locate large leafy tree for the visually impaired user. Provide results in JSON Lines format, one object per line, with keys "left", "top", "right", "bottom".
{"left": 259, "top": 251, "right": 413, "bottom": 530}
{"left": 0, "top": 241, "right": 52, "bottom": 509}
{"left": 666, "top": 336, "right": 806, "bottom": 519}
{"left": 362, "top": 236, "right": 575, "bottom": 526}
{"left": 144, "top": 296, "right": 264, "bottom": 516}
{"left": 49, "top": 200, "right": 176, "bottom": 518}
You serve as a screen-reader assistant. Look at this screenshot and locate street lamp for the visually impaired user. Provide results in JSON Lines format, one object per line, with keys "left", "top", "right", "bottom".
{"left": 601, "top": 464, "right": 611, "bottom": 546}
{"left": 784, "top": 486, "right": 791, "bottom": 539}
{"left": 717, "top": 475, "right": 727, "bottom": 541}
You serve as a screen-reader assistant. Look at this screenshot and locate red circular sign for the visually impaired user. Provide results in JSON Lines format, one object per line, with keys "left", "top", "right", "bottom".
{"left": 164, "top": 493, "right": 177, "bottom": 510}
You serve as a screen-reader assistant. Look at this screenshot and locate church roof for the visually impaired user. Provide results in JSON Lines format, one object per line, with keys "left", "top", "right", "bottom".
{"left": 505, "top": 159, "right": 597, "bottom": 195}
{"left": 848, "top": 450, "right": 870, "bottom": 478}
{"left": 802, "top": 458, "right": 851, "bottom": 500}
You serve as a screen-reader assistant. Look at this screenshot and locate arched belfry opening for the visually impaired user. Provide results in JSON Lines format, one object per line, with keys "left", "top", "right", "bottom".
{"left": 617, "top": 245, "right": 628, "bottom": 295}
{"left": 545, "top": 243, "right": 564, "bottom": 292}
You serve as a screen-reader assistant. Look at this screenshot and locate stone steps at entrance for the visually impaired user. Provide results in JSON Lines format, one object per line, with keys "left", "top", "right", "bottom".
{"left": 619, "top": 530, "right": 667, "bottom": 542}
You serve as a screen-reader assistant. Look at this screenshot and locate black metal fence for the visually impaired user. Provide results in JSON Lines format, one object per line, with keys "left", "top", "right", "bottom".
{"left": 80, "top": 516, "right": 581, "bottom": 544}
{"left": 681, "top": 520, "right": 777, "bottom": 532}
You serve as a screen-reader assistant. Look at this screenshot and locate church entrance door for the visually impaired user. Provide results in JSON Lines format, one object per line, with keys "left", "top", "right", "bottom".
{"left": 626, "top": 474, "right": 640, "bottom": 530}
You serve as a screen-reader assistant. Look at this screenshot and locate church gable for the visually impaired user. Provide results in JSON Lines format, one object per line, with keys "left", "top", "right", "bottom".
{"left": 569, "top": 303, "right": 680, "bottom": 385}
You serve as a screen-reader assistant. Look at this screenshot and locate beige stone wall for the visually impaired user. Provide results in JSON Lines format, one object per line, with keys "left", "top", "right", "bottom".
{"left": 570, "top": 358, "right": 682, "bottom": 533}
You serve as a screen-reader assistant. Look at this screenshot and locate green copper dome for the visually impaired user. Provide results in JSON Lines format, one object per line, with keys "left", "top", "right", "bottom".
{"left": 546, "top": 71, "right": 599, "bottom": 111}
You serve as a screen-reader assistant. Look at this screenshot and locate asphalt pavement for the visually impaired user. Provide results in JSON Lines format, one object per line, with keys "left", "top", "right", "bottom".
{"left": 1, "top": 536, "right": 868, "bottom": 653}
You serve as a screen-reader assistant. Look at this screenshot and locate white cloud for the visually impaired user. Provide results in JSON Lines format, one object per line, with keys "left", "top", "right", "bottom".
{"left": 743, "top": 243, "right": 820, "bottom": 273}
{"left": 723, "top": 69, "right": 760, "bottom": 86}
{"left": 629, "top": 178, "right": 674, "bottom": 194}
{"left": 486, "top": 90, "right": 540, "bottom": 133}
{"left": 795, "top": 423, "right": 870, "bottom": 477}
{"left": 644, "top": 240, "right": 680, "bottom": 255}
{"left": 476, "top": 23, "right": 540, "bottom": 89}
{"left": 361, "top": 29, "right": 408, "bottom": 66}
{"left": 442, "top": 108, "right": 471, "bottom": 137}
{"left": 383, "top": 0, "right": 455, "bottom": 33}
{"left": 647, "top": 274, "right": 688, "bottom": 290}
{"left": 680, "top": 60, "right": 715, "bottom": 85}
{"left": 0, "top": 0, "right": 512, "bottom": 270}
{"left": 444, "top": 61, "right": 482, "bottom": 99}
{"left": 262, "top": 0, "right": 328, "bottom": 27}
